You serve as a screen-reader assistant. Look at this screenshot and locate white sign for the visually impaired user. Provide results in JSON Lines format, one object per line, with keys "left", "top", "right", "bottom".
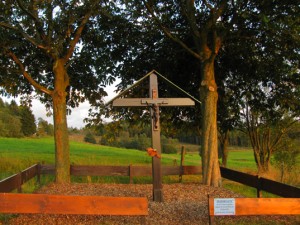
{"left": 214, "top": 198, "right": 236, "bottom": 215}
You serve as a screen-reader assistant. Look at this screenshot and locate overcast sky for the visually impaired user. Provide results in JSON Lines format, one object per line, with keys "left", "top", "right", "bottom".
{"left": 3, "top": 82, "right": 119, "bottom": 129}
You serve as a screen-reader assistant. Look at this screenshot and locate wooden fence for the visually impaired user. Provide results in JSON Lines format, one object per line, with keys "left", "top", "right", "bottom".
{"left": 0, "top": 164, "right": 299, "bottom": 198}
{"left": 0, "top": 164, "right": 40, "bottom": 193}
{"left": 0, "top": 193, "right": 148, "bottom": 216}
{"left": 208, "top": 197, "right": 300, "bottom": 225}
{"left": 220, "top": 167, "right": 300, "bottom": 198}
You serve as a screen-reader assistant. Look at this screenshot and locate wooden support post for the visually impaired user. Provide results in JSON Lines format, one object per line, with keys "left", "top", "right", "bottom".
{"left": 179, "top": 146, "right": 185, "bottom": 182}
{"left": 129, "top": 164, "right": 133, "bottom": 184}
{"left": 17, "top": 173, "right": 22, "bottom": 193}
{"left": 150, "top": 74, "right": 163, "bottom": 202}
{"left": 257, "top": 175, "right": 262, "bottom": 198}
{"left": 37, "top": 163, "right": 41, "bottom": 184}
{"left": 208, "top": 195, "right": 214, "bottom": 225}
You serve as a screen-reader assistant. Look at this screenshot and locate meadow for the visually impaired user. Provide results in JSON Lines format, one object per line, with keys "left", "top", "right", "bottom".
{"left": 0, "top": 136, "right": 298, "bottom": 197}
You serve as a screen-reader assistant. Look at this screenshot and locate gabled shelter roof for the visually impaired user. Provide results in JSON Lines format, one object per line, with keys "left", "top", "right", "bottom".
{"left": 105, "top": 70, "right": 201, "bottom": 106}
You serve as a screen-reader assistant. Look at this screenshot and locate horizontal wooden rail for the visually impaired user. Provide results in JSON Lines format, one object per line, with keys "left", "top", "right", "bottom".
{"left": 39, "top": 165, "right": 300, "bottom": 197}
{"left": 0, "top": 164, "right": 39, "bottom": 193}
{"left": 259, "top": 177, "right": 300, "bottom": 198}
{"left": 220, "top": 167, "right": 258, "bottom": 188}
{"left": 0, "top": 174, "right": 21, "bottom": 193}
{"left": 220, "top": 167, "right": 300, "bottom": 197}
{"left": 71, "top": 165, "right": 129, "bottom": 176}
{"left": 1, "top": 164, "right": 299, "bottom": 198}
{"left": 0, "top": 193, "right": 148, "bottom": 216}
{"left": 208, "top": 197, "right": 300, "bottom": 225}
{"left": 40, "top": 165, "right": 203, "bottom": 177}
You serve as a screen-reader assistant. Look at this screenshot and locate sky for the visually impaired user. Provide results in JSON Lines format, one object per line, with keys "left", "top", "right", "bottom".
{"left": 3, "top": 82, "right": 119, "bottom": 129}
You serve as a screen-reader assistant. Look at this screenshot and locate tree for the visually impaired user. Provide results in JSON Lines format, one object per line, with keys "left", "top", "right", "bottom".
{"left": 0, "top": 110, "right": 23, "bottom": 137}
{"left": 217, "top": 7, "right": 300, "bottom": 173}
{"left": 116, "top": 0, "right": 300, "bottom": 186}
{"left": 84, "top": 131, "right": 97, "bottom": 144}
{"left": 19, "top": 105, "right": 36, "bottom": 136}
{"left": 0, "top": 1, "right": 119, "bottom": 183}
{"left": 37, "top": 118, "right": 54, "bottom": 136}
{"left": 240, "top": 101, "right": 299, "bottom": 174}
{"left": 0, "top": 98, "right": 23, "bottom": 137}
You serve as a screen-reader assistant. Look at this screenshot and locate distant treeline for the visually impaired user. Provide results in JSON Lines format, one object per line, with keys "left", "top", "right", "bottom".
{"left": 0, "top": 97, "right": 53, "bottom": 137}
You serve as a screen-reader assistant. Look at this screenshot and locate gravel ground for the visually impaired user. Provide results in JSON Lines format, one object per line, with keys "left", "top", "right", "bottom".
{"left": 2, "top": 183, "right": 299, "bottom": 225}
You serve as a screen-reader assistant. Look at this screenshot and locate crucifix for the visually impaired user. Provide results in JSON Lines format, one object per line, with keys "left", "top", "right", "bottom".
{"left": 109, "top": 70, "right": 195, "bottom": 202}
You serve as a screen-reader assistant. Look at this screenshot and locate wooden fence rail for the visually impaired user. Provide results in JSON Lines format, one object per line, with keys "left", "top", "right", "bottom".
{"left": 0, "top": 164, "right": 39, "bottom": 193}
{"left": 219, "top": 167, "right": 300, "bottom": 198}
{"left": 1, "top": 164, "right": 299, "bottom": 198}
{"left": 0, "top": 193, "right": 148, "bottom": 216}
{"left": 208, "top": 197, "right": 300, "bottom": 225}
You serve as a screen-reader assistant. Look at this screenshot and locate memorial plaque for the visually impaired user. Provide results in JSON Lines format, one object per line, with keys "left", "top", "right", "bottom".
{"left": 214, "top": 198, "right": 236, "bottom": 215}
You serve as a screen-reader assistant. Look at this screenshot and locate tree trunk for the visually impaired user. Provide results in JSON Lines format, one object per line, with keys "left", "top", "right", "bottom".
{"left": 255, "top": 151, "right": 270, "bottom": 175}
{"left": 200, "top": 59, "right": 221, "bottom": 187}
{"left": 52, "top": 59, "right": 70, "bottom": 183}
{"left": 219, "top": 130, "right": 229, "bottom": 167}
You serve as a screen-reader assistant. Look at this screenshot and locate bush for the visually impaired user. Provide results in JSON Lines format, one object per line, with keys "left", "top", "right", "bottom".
{"left": 162, "top": 144, "right": 178, "bottom": 154}
{"left": 84, "top": 131, "right": 96, "bottom": 144}
{"left": 161, "top": 135, "right": 179, "bottom": 145}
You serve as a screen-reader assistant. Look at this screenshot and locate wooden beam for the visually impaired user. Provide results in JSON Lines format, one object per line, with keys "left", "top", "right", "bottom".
{"left": 209, "top": 198, "right": 300, "bottom": 216}
{"left": 112, "top": 98, "right": 195, "bottom": 107}
{"left": 0, "top": 193, "right": 148, "bottom": 216}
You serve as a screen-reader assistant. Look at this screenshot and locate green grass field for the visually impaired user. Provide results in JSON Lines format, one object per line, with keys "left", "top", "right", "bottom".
{"left": 1, "top": 136, "right": 299, "bottom": 195}
{"left": 1, "top": 137, "right": 299, "bottom": 225}
{"left": 0, "top": 137, "right": 202, "bottom": 178}
{"left": 0, "top": 137, "right": 259, "bottom": 175}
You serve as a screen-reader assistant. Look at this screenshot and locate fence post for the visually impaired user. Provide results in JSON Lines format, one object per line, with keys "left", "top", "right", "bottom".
{"left": 179, "top": 146, "right": 185, "bottom": 182}
{"left": 17, "top": 173, "right": 22, "bottom": 193}
{"left": 256, "top": 175, "right": 262, "bottom": 198}
{"left": 37, "top": 163, "right": 41, "bottom": 185}
{"left": 208, "top": 194, "right": 214, "bottom": 225}
{"left": 129, "top": 164, "right": 133, "bottom": 184}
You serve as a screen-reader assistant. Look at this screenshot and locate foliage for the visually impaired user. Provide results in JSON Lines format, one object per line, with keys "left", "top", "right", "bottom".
{"left": 162, "top": 144, "right": 178, "bottom": 154}
{"left": 37, "top": 118, "right": 53, "bottom": 137}
{"left": 84, "top": 131, "right": 97, "bottom": 144}
{"left": 103, "top": 0, "right": 300, "bottom": 186}
{"left": 0, "top": 0, "right": 127, "bottom": 182}
{"left": 19, "top": 105, "right": 36, "bottom": 136}
{"left": 0, "top": 97, "right": 36, "bottom": 137}
{"left": 272, "top": 137, "right": 300, "bottom": 173}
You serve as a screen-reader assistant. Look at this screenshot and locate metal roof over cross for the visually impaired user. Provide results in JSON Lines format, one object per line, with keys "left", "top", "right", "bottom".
{"left": 106, "top": 70, "right": 195, "bottom": 202}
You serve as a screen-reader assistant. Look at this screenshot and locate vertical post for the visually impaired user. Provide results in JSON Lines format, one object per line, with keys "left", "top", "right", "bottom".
{"left": 37, "top": 163, "right": 41, "bottom": 185}
{"left": 129, "top": 164, "right": 133, "bottom": 184}
{"left": 17, "top": 173, "right": 22, "bottom": 193}
{"left": 257, "top": 175, "right": 262, "bottom": 198}
{"left": 149, "top": 73, "right": 163, "bottom": 202}
{"left": 179, "top": 146, "right": 185, "bottom": 182}
{"left": 208, "top": 195, "right": 214, "bottom": 225}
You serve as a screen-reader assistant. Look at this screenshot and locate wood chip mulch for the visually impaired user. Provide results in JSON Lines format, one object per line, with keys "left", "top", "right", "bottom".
{"left": 2, "top": 183, "right": 299, "bottom": 225}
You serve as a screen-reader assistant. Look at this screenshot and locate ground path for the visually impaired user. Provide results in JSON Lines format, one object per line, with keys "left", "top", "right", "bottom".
{"left": 5, "top": 183, "right": 299, "bottom": 225}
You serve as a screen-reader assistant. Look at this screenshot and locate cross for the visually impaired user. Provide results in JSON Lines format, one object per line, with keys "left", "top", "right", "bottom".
{"left": 110, "top": 71, "right": 194, "bottom": 202}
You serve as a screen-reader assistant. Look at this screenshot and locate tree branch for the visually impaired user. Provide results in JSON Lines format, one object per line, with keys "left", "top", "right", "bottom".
{"left": 64, "top": 11, "right": 92, "bottom": 62}
{"left": 16, "top": 0, "right": 39, "bottom": 22}
{"left": 64, "top": 0, "right": 103, "bottom": 62}
{"left": 6, "top": 50, "right": 52, "bottom": 96}
{"left": 16, "top": 0, "right": 47, "bottom": 42}
{"left": 143, "top": 0, "right": 202, "bottom": 60}
{"left": 46, "top": 2, "right": 54, "bottom": 44}
{"left": 203, "top": 0, "right": 213, "bottom": 11}
{"left": 0, "top": 22, "right": 48, "bottom": 50}
{"left": 185, "top": 0, "right": 202, "bottom": 53}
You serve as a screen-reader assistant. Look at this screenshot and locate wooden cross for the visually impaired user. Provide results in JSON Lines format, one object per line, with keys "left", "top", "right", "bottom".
{"left": 111, "top": 71, "right": 194, "bottom": 202}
